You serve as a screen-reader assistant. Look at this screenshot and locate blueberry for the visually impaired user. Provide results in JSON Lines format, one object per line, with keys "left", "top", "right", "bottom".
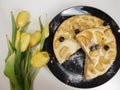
{"left": 90, "top": 46, "right": 96, "bottom": 51}
{"left": 75, "top": 29, "right": 80, "bottom": 34}
{"left": 59, "top": 36, "right": 64, "bottom": 42}
{"left": 95, "top": 44, "right": 101, "bottom": 50}
{"left": 104, "top": 45, "right": 109, "bottom": 51}
{"left": 103, "top": 21, "right": 109, "bottom": 26}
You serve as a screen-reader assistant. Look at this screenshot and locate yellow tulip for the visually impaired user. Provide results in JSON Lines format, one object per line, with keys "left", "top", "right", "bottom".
{"left": 44, "top": 19, "right": 49, "bottom": 38}
{"left": 30, "top": 31, "right": 41, "bottom": 47}
{"left": 15, "top": 30, "right": 31, "bottom": 52}
{"left": 16, "top": 11, "right": 29, "bottom": 28}
{"left": 31, "top": 51, "right": 50, "bottom": 68}
{"left": 21, "top": 32, "right": 31, "bottom": 52}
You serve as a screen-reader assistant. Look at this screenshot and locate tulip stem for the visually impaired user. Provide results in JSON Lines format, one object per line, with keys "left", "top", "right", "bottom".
{"left": 9, "top": 80, "right": 15, "bottom": 90}
{"left": 39, "top": 17, "right": 45, "bottom": 51}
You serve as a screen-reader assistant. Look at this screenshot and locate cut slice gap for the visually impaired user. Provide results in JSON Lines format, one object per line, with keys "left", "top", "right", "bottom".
{"left": 62, "top": 48, "right": 85, "bottom": 74}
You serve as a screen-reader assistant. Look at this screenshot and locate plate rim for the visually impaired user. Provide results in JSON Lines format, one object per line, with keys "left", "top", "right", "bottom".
{"left": 44, "top": 5, "right": 120, "bottom": 88}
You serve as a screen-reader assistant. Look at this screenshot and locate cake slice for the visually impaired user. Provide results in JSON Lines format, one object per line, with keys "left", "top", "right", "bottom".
{"left": 75, "top": 26, "right": 117, "bottom": 80}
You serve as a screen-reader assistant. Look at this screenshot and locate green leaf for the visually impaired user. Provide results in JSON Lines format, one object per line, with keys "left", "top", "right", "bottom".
{"left": 24, "top": 75, "right": 30, "bottom": 90}
{"left": 39, "top": 16, "right": 43, "bottom": 31}
{"left": 23, "top": 48, "right": 31, "bottom": 90}
{"left": 14, "top": 39, "right": 23, "bottom": 88}
{"left": 5, "top": 35, "right": 14, "bottom": 62}
{"left": 6, "top": 35, "right": 13, "bottom": 54}
{"left": 24, "top": 48, "right": 30, "bottom": 75}
{"left": 11, "top": 11, "right": 18, "bottom": 48}
{"left": 29, "top": 68, "right": 39, "bottom": 87}
{"left": 20, "top": 21, "right": 30, "bottom": 32}
{"left": 39, "top": 31, "right": 45, "bottom": 51}
{"left": 4, "top": 52, "right": 22, "bottom": 90}
{"left": 39, "top": 17, "right": 45, "bottom": 51}
{"left": 9, "top": 80, "right": 15, "bottom": 90}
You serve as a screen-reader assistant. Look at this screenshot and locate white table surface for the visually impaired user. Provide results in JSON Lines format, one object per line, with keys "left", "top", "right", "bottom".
{"left": 0, "top": 0, "right": 120, "bottom": 90}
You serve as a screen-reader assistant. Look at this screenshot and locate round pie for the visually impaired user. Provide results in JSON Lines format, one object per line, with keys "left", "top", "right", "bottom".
{"left": 53, "top": 14, "right": 117, "bottom": 80}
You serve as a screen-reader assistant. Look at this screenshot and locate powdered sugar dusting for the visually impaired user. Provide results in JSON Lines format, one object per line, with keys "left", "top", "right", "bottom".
{"left": 106, "top": 65, "right": 115, "bottom": 76}
{"left": 67, "top": 73, "right": 83, "bottom": 84}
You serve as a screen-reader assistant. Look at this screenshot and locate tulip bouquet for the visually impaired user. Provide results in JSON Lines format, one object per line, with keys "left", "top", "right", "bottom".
{"left": 4, "top": 11, "right": 50, "bottom": 90}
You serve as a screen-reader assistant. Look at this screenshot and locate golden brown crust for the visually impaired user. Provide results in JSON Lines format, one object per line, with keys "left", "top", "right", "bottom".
{"left": 75, "top": 27, "right": 117, "bottom": 80}
{"left": 53, "top": 14, "right": 117, "bottom": 80}
{"left": 53, "top": 14, "right": 105, "bottom": 64}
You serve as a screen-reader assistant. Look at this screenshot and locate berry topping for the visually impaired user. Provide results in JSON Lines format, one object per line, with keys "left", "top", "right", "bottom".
{"left": 95, "top": 44, "right": 101, "bottom": 50}
{"left": 90, "top": 46, "right": 96, "bottom": 51}
{"left": 104, "top": 45, "right": 109, "bottom": 51}
{"left": 103, "top": 21, "right": 109, "bottom": 26}
{"left": 59, "top": 36, "right": 64, "bottom": 42}
{"left": 75, "top": 29, "right": 80, "bottom": 34}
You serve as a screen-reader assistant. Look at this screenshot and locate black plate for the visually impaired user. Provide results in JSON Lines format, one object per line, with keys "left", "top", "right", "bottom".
{"left": 44, "top": 6, "right": 120, "bottom": 88}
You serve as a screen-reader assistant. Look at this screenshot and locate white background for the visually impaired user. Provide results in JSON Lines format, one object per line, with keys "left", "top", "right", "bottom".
{"left": 0, "top": 0, "right": 120, "bottom": 90}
